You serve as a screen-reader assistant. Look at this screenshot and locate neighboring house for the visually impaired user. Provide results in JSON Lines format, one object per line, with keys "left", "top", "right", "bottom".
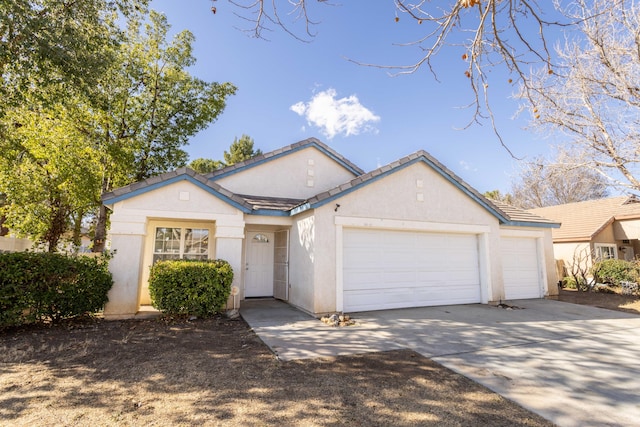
{"left": 530, "top": 196, "right": 640, "bottom": 276}
{"left": 102, "top": 138, "right": 559, "bottom": 318}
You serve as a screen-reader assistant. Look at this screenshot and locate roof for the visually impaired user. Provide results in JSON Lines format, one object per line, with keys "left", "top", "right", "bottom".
{"left": 206, "top": 137, "right": 365, "bottom": 180}
{"left": 101, "top": 139, "right": 558, "bottom": 228}
{"left": 529, "top": 196, "right": 640, "bottom": 241}
{"left": 102, "top": 167, "right": 255, "bottom": 213}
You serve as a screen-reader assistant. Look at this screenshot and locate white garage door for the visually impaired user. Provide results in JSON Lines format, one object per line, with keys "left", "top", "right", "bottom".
{"left": 343, "top": 228, "right": 481, "bottom": 312}
{"left": 501, "top": 237, "right": 542, "bottom": 300}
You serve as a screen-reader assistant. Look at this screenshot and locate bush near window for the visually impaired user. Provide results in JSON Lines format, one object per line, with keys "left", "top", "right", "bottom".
{"left": 592, "top": 259, "right": 640, "bottom": 285}
{"left": 0, "top": 252, "right": 113, "bottom": 328}
{"left": 149, "top": 259, "right": 233, "bottom": 317}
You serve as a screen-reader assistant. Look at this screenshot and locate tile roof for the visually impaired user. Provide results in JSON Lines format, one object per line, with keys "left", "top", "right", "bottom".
{"left": 490, "top": 200, "right": 559, "bottom": 226}
{"left": 529, "top": 196, "right": 640, "bottom": 241}
{"left": 205, "top": 137, "right": 365, "bottom": 180}
{"left": 238, "top": 194, "right": 305, "bottom": 212}
{"left": 101, "top": 139, "right": 559, "bottom": 228}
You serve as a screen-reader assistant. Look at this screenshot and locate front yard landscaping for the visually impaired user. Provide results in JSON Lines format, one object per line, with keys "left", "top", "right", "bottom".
{"left": 1, "top": 315, "right": 552, "bottom": 426}
{"left": 3, "top": 289, "right": 638, "bottom": 426}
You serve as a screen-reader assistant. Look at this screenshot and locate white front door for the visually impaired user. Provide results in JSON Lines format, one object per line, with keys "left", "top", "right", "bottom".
{"left": 245, "top": 232, "right": 275, "bottom": 297}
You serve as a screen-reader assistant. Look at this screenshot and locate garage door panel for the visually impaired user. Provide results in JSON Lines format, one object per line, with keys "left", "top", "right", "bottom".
{"left": 343, "top": 228, "right": 481, "bottom": 312}
{"left": 501, "top": 237, "right": 541, "bottom": 300}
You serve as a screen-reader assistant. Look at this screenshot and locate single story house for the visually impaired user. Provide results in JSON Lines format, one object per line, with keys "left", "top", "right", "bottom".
{"left": 530, "top": 196, "right": 640, "bottom": 275}
{"left": 102, "top": 138, "right": 559, "bottom": 318}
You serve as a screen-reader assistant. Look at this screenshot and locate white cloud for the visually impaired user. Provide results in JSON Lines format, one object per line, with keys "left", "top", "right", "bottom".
{"left": 459, "top": 160, "right": 478, "bottom": 172}
{"left": 290, "top": 88, "right": 380, "bottom": 139}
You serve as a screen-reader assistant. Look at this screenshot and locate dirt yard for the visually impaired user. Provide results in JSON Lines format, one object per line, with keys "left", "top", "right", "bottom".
{"left": 555, "top": 288, "right": 640, "bottom": 315}
{"left": 1, "top": 315, "right": 553, "bottom": 427}
{"left": 4, "top": 290, "right": 637, "bottom": 427}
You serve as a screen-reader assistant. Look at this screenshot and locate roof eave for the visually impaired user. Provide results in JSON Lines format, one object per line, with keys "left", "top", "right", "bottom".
{"left": 101, "top": 174, "right": 253, "bottom": 213}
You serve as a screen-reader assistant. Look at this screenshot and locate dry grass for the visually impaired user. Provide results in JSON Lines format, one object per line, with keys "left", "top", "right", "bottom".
{"left": 555, "top": 288, "right": 640, "bottom": 315}
{"left": 0, "top": 316, "right": 553, "bottom": 427}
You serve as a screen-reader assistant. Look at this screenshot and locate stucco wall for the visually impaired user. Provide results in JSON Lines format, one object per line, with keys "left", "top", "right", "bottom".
{"left": 308, "top": 161, "right": 506, "bottom": 313}
{"left": 593, "top": 224, "right": 616, "bottom": 244}
{"left": 288, "top": 211, "right": 316, "bottom": 313}
{"left": 0, "top": 236, "right": 33, "bottom": 252}
{"left": 215, "top": 146, "right": 357, "bottom": 199}
{"left": 105, "top": 180, "right": 246, "bottom": 317}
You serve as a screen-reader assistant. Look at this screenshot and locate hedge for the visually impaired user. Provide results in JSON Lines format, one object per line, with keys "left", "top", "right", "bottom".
{"left": 149, "top": 259, "right": 233, "bottom": 317}
{"left": 0, "top": 252, "right": 113, "bottom": 328}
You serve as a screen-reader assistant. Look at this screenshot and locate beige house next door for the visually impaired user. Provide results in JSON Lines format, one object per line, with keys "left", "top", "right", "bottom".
{"left": 245, "top": 232, "right": 275, "bottom": 297}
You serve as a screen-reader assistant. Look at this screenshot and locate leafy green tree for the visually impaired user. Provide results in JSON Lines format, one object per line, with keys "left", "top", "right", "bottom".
{"left": 0, "top": 0, "right": 146, "bottom": 117}
{"left": 83, "top": 10, "right": 236, "bottom": 251}
{"left": 223, "top": 135, "right": 263, "bottom": 166}
{"left": 189, "top": 158, "right": 225, "bottom": 174}
{"left": 0, "top": 8, "right": 236, "bottom": 252}
{"left": 0, "top": 101, "right": 100, "bottom": 251}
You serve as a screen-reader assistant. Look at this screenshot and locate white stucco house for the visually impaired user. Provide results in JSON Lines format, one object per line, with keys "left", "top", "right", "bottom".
{"left": 102, "top": 138, "right": 559, "bottom": 318}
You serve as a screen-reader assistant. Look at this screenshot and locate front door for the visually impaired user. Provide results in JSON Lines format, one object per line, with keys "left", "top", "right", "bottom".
{"left": 245, "top": 232, "right": 274, "bottom": 297}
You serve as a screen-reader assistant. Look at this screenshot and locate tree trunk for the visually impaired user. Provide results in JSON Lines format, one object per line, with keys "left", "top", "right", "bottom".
{"left": 92, "top": 203, "right": 109, "bottom": 253}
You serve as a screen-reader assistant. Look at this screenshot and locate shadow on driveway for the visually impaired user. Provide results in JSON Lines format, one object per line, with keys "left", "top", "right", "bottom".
{"left": 241, "top": 298, "right": 640, "bottom": 427}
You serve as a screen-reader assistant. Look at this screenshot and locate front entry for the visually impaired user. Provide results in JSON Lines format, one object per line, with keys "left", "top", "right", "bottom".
{"left": 245, "top": 232, "right": 275, "bottom": 297}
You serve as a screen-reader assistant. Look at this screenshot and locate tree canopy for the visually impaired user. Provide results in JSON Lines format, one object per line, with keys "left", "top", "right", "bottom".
{"left": 189, "top": 135, "right": 263, "bottom": 173}
{"left": 522, "top": 0, "right": 640, "bottom": 194}
{"left": 0, "top": 4, "right": 236, "bottom": 252}
{"left": 223, "top": 135, "right": 263, "bottom": 165}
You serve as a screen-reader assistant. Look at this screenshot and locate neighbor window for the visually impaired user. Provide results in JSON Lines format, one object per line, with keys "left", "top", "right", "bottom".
{"left": 594, "top": 244, "right": 617, "bottom": 261}
{"left": 153, "top": 227, "right": 209, "bottom": 263}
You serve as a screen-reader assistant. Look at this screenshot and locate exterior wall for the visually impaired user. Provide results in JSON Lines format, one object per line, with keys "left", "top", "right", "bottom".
{"left": 215, "top": 146, "right": 357, "bottom": 199}
{"left": 0, "top": 236, "right": 33, "bottom": 252}
{"left": 104, "top": 180, "right": 245, "bottom": 317}
{"left": 614, "top": 219, "right": 640, "bottom": 241}
{"left": 553, "top": 242, "right": 591, "bottom": 278}
{"left": 288, "top": 210, "right": 316, "bottom": 313}
{"left": 105, "top": 233, "right": 145, "bottom": 317}
{"left": 139, "top": 219, "right": 217, "bottom": 305}
{"left": 309, "top": 162, "right": 506, "bottom": 314}
{"left": 592, "top": 224, "right": 615, "bottom": 244}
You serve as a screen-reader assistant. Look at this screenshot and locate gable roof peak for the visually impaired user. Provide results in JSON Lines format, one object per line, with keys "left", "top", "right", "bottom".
{"left": 206, "top": 137, "right": 365, "bottom": 180}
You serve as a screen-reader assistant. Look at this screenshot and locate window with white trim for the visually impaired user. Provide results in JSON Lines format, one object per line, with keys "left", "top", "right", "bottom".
{"left": 594, "top": 244, "right": 617, "bottom": 261}
{"left": 153, "top": 227, "right": 209, "bottom": 263}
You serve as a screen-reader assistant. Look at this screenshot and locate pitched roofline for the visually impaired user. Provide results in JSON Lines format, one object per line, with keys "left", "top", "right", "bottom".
{"left": 296, "top": 150, "right": 558, "bottom": 228}
{"left": 101, "top": 168, "right": 253, "bottom": 212}
{"left": 205, "top": 137, "right": 365, "bottom": 180}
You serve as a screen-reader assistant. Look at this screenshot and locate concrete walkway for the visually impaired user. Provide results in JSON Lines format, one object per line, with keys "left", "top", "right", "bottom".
{"left": 240, "top": 298, "right": 640, "bottom": 427}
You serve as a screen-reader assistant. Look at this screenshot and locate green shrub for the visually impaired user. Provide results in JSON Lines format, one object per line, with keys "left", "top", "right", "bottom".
{"left": 561, "top": 276, "right": 578, "bottom": 289}
{"left": 149, "top": 259, "right": 233, "bottom": 317}
{"left": 0, "top": 252, "right": 113, "bottom": 328}
{"left": 592, "top": 259, "right": 640, "bottom": 285}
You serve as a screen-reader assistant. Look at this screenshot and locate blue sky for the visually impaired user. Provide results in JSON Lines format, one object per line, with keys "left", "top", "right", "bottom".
{"left": 150, "top": 0, "right": 557, "bottom": 193}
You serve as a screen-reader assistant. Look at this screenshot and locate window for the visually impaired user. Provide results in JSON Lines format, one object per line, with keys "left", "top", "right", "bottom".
{"left": 252, "top": 233, "right": 269, "bottom": 243}
{"left": 594, "top": 244, "right": 617, "bottom": 261}
{"left": 153, "top": 227, "right": 209, "bottom": 263}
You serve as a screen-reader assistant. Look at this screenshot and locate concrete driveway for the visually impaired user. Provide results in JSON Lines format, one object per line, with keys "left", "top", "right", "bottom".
{"left": 240, "top": 298, "right": 640, "bottom": 427}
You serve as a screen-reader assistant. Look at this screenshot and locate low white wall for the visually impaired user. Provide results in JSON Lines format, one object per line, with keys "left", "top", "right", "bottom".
{"left": 0, "top": 236, "right": 33, "bottom": 252}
